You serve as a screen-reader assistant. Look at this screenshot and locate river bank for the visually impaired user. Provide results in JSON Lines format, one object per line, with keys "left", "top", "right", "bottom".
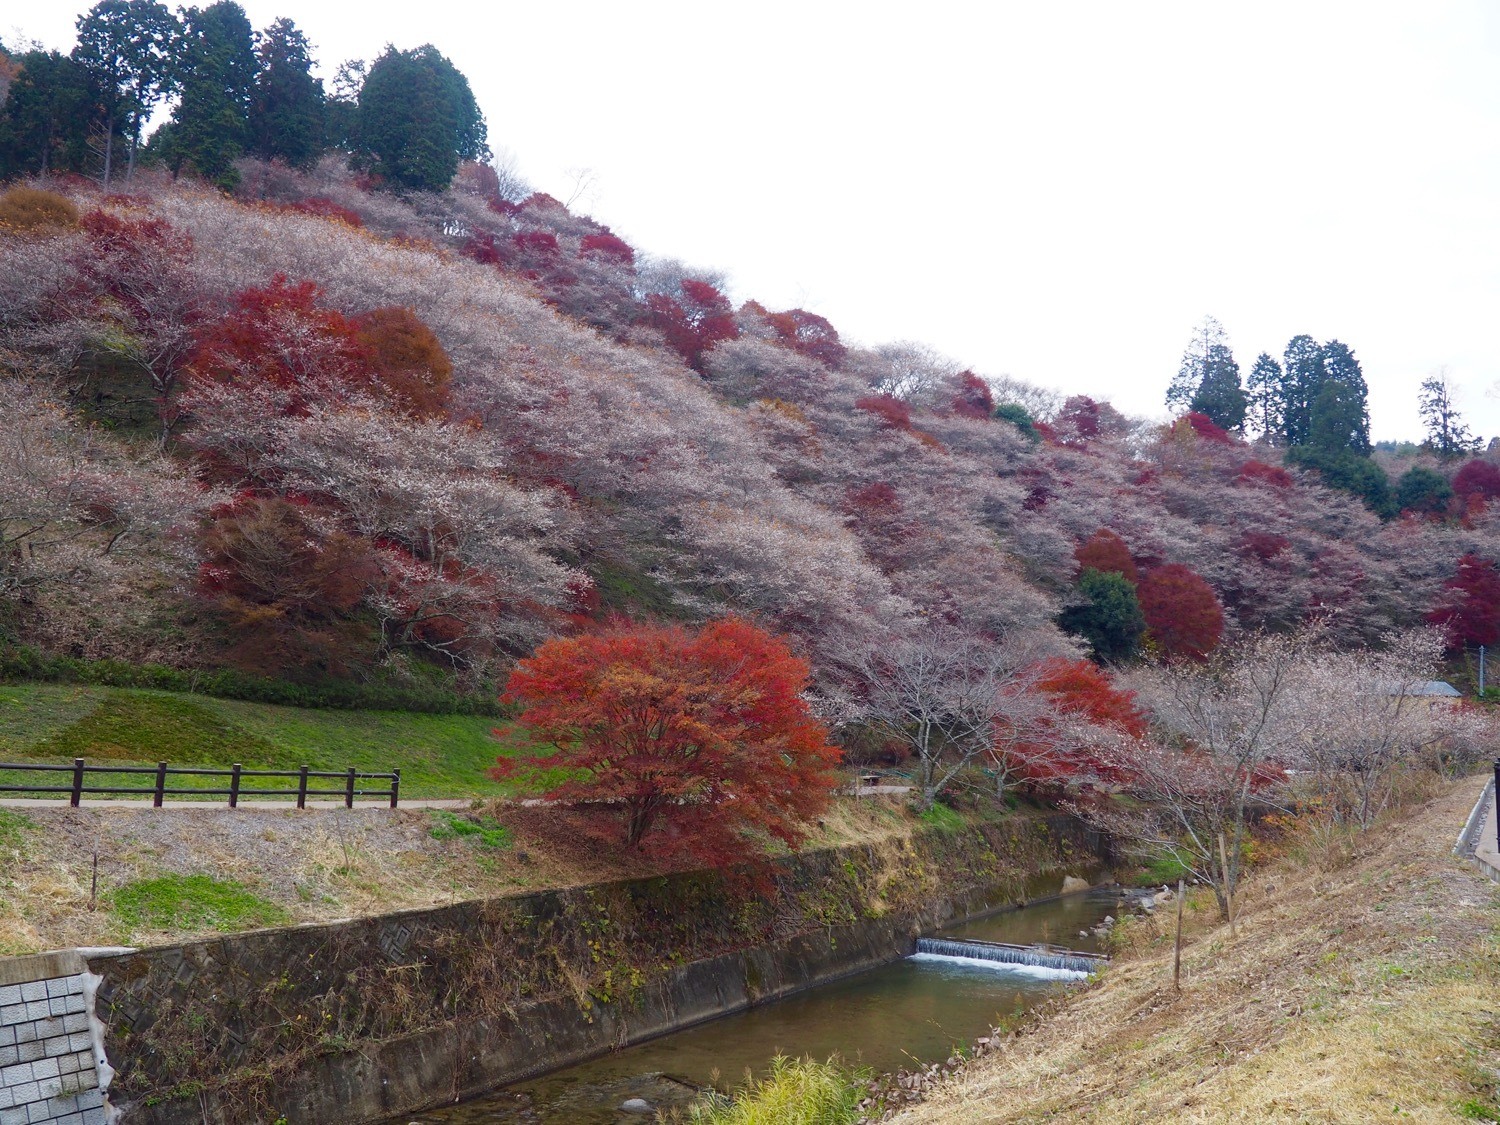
{"left": 73, "top": 808, "right": 1106, "bottom": 1123}
{"left": 876, "top": 777, "right": 1500, "bottom": 1123}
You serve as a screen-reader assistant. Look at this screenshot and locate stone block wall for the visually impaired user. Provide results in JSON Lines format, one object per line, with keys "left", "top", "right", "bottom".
{"left": 0, "top": 952, "right": 109, "bottom": 1125}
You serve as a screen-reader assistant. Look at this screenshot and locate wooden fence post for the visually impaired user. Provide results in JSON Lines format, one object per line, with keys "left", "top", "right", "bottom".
{"left": 71, "top": 759, "right": 85, "bottom": 808}
{"left": 1218, "top": 832, "right": 1237, "bottom": 938}
{"left": 345, "top": 767, "right": 356, "bottom": 809}
{"left": 153, "top": 762, "right": 167, "bottom": 808}
{"left": 389, "top": 768, "right": 400, "bottom": 810}
{"left": 229, "top": 763, "right": 242, "bottom": 809}
{"left": 1173, "top": 878, "right": 1185, "bottom": 991}
{"left": 297, "top": 766, "right": 309, "bottom": 810}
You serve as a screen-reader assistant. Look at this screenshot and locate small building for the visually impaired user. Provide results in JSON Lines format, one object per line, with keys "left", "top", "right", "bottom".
{"left": 1402, "top": 680, "right": 1464, "bottom": 712}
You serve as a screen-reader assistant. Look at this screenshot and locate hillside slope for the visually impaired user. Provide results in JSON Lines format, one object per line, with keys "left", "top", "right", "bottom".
{"left": 1, "top": 167, "right": 1497, "bottom": 695}
{"left": 886, "top": 779, "right": 1500, "bottom": 1123}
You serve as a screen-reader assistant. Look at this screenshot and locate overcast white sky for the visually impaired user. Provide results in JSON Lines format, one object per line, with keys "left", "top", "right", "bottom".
{"left": 16, "top": 0, "right": 1500, "bottom": 441}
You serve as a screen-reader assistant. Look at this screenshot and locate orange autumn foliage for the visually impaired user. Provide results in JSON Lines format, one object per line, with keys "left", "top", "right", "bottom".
{"left": 494, "top": 617, "right": 841, "bottom": 864}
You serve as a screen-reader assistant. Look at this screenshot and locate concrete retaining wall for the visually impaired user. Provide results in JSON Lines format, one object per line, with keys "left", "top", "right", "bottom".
{"left": 73, "top": 814, "right": 1105, "bottom": 1124}
{"left": 0, "top": 952, "right": 109, "bottom": 1125}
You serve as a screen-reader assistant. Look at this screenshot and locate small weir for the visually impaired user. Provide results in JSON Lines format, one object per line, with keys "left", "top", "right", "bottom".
{"left": 406, "top": 885, "right": 1127, "bottom": 1124}
{"left": 912, "top": 937, "right": 1107, "bottom": 977}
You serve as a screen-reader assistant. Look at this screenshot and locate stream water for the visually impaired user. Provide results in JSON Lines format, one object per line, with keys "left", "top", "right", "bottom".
{"left": 407, "top": 886, "right": 1127, "bottom": 1124}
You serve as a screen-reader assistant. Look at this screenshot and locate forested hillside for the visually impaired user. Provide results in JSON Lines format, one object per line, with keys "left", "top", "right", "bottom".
{"left": 1, "top": 166, "right": 1495, "bottom": 695}
{"left": 1, "top": 2, "right": 1498, "bottom": 722}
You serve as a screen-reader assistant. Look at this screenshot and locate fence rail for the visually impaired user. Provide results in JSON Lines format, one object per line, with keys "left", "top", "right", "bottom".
{"left": 0, "top": 759, "right": 400, "bottom": 808}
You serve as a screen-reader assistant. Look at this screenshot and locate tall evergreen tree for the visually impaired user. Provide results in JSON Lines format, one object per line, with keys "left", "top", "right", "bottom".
{"left": 356, "top": 44, "right": 487, "bottom": 191}
{"left": 1418, "top": 371, "right": 1481, "bottom": 458}
{"left": 72, "top": 0, "right": 178, "bottom": 185}
{"left": 248, "top": 18, "right": 324, "bottom": 168}
{"left": 162, "top": 1, "right": 255, "bottom": 189}
{"left": 0, "top": 51, "right": 92, "bottom": 178}
{"left": 1189, "top": 348, "right": 1246, "bottom": 430}
{"left": 1314, "top": 340, "right": 1370, "bottom": 453}
{"left": 1169, "top": 316, "right": 1246, "bottom": 429}
{"left": 1281, "top": 334, "right": 1325, "bottom": 447}
{"left": 1309, "top": 377, "right": 1371, "bottom": 455}
{"left": 1245, "top": 352, "right": 1284, "bottom": 443}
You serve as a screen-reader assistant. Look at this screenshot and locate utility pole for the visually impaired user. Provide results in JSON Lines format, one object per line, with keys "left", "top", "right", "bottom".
{"left": 1480, "top": 645, "right": 1487, "bottom": 696}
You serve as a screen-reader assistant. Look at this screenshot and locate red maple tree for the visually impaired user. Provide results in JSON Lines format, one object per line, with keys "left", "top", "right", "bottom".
{"left": 493, "top": 617, "right": 842, "bottom": 863}
{"left": 1138, "top": 564, "right": 1224, "bottom": 661}
{"left": 949, "top": 371, "right": 994, "bottom": 419}
{"left": 646, "top": 279, "right": 739, "bottom": 371}
{"left": 1426, "top": 552, "right": 1500, "bottom": 649}
{"left": 1453, "top": 460, "right": 1500, "bottom": 504}
{"left": 1036, "top": 658, "right": 1148, "bottom": 738}
{"left": 1075, "top": 528, "right": 1139, "bottom": 584}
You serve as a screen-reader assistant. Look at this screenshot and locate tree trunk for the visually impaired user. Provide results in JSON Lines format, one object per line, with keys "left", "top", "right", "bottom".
{"left": 102, "top": 116, "right": 114, "bottom": 187}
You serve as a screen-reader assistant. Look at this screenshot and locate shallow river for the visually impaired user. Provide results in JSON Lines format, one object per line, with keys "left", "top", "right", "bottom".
{"left": 407, "top": 886, "right": 1126, "bottom": 1124}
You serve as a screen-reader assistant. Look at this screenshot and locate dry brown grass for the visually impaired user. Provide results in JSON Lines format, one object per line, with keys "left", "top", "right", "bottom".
{"left": 0, "top": 794, "right": 915, "bottom": 953}
{"left": 888, "top": 779, "right": 1500, "bottom": 1124}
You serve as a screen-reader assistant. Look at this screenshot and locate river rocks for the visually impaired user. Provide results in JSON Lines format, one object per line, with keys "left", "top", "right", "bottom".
{"left": 620, "top": 1097, "right": 655, "bottom": 1113}
{"left": 1061, "top": 875, "right": 1091, "bottom": 894}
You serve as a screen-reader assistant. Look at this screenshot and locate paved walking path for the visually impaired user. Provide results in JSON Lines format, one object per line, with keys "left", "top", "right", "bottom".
{"left": 1474, "top": 783, "right": 1500, "bottom": 878}
{"left": 0, "top": 797, "right": 475, "bottom": 810}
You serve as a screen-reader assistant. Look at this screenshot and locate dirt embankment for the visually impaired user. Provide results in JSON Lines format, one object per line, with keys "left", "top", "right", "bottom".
{"left": 884, "top": 778, "right": 1500, "bottom": 1124}
{"left": 0, "top": 797, "right": 914, "bottom": 954}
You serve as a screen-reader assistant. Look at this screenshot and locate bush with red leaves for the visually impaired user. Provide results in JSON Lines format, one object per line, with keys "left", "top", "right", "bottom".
{"left": 1075, "top": 528, "right": 1139, "bottom": 584}
{"left": 1138, "top": 563, "right": 1225, "bottom": 661}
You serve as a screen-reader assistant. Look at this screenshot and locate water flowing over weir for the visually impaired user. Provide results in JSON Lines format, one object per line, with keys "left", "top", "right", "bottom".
{"left": 911, "top": 937, "right": 1107, "bottom": 977}
{"left": 407, "top": 886, "right": 1126, "bottom": 1124}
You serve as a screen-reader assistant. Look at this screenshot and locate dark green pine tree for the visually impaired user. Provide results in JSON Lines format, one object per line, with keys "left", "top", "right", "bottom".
{"left": 1245, "top": 352, "right": 1285, "bottom": 443}
{"left": 1189, "top": 345, "right": 1246, "bottom": 430}
{"left": 72, "top": 0, "right": 178, "bottom": 185}
{"left": 248, "top": 19, "right": 325, "bottom": 168}
{"left": 1313, "top": 341, "right": 1370, "bottom": 454}
{"left": 1058, "top": 568, "right": 1146, "bottom": 664}
{"left": 356, "top": 44, "right": 487, "bottom": 191}
{"left": 0, "top": 51, "right": 93, "bottom": 178}
{"left": 162, "top": 1, "right": 255, "bottom": 189}
{"left": 1309, "top": 377, "right": 1371, "bottom": 455}
{"left": 1167, "top": 316, "right": 1227, "bottom": 414}
{"left": 1281, "top": 334, "right": 1325, "bottom": 446}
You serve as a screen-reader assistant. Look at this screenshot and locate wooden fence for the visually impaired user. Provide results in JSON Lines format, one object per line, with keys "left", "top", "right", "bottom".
{"left": 0, "top": 758, "right": 400, "bottom": 808}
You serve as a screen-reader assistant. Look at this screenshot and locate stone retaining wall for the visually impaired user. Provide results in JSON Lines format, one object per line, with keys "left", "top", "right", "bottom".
{"left": 76, "top": 813, "right": 1106, "bottom": 1124}
{"left": 0, "top": 952, "right": 109, "bottom": 1125}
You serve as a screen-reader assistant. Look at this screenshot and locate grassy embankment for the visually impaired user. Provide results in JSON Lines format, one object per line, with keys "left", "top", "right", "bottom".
{"left": 875, "top": 778, "right": 1500, "bottom": 1124}
{"left": 0, "top": 682, "right": 525, "bottom": 799}
{"left": 0, "top": 682, "right": 921, "bottom": 955}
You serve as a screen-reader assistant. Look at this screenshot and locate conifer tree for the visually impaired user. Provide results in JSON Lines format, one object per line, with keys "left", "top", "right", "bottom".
{"left": 0, "top": 51, "right": 92, "bottom": 177}
{"left": 72, "top": 0, "right": 178, "bottom": 184}
{"left": 1245, "top": 352, "right": 1284, "bottom": 443}
{"left": 355, "top": 44, "right": 487, "bottom": 191}
{"left": 1309, "top": 374, "right": 1370, "bottom": 455}
{"left": 1189, "top": 350, "right": 1246, "bottom": 430}
{"left": 1281, "top": 334, "right": 1325, "bottom": 447}
{"left": 248, "top": 18, "right": 324, "bottom": 168}
{"left": 1418, "top": 371, "right": 1481, "bottom": 458}
{"left": 160, "top": 1, "right": 255, "bottom": 189}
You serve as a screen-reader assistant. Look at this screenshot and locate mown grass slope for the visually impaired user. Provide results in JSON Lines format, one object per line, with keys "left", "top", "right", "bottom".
{"left": 0, "top": 683, "right": 525, "bottom": 798}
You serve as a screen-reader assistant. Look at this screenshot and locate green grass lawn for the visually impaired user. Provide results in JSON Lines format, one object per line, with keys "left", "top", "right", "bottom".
{"left": 0, "top": 684, "right": 534, "bottom": 799}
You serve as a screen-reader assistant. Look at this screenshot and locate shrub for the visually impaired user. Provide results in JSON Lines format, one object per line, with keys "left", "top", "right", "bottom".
{"left": 0, "top": 186, "right": 79, "bottom": 233}
{"left": 687, "top": 1055, "right": 869, "bottom": 1125}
